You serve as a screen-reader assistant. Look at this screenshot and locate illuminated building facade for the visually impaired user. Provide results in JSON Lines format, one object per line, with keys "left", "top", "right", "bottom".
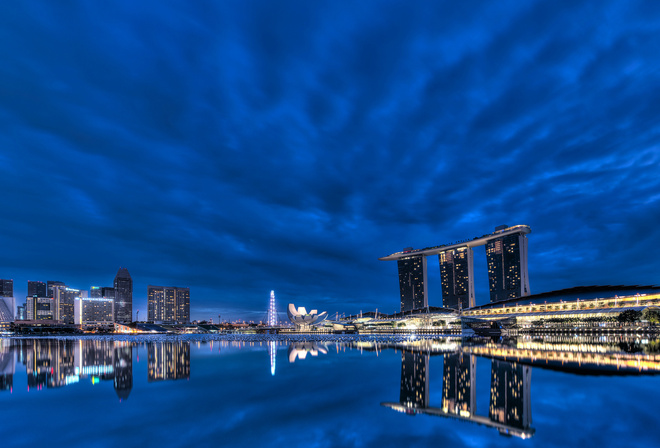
{"left": 489, "top": 360, "right": 532, "bottom": 432}
{"left": 75, "top": 297, "right": 114, "bottom": 328}
{"left": 47, "top": 281, "right": 65, "bottom": 298}
{"left": 442, "top": 353, "right": 476, "bottom": 417}
{"left": 486, "top": 230, "right": 530, "bottom": 302}
{"left": 148, "top": 341, "right": 190, "bottom": 381}
{"left": 147, "top": 285, "right": 190, "bottom": 324}
{"left": 26, "top": 296, "right": 55, "bottom": 320}
{"left": 53, "top": 286, "right": 82, "bottom": 324}
{"left": 439, "top": 248, "right": 474, "bottom": 310}
{"left": 400, "top": 351, "right": 429, "bottom": 409}
{"left": 114, "top": 268, "right": 133, "bottom": 323}
{"left": 397, "top": 253, "right": 428, "bottom": 312}
{"left": 1, "top": 279, "right": 13, "bottom": 297}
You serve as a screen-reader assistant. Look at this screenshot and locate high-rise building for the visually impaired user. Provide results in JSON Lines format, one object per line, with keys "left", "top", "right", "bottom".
{"left": 0, "top": 279, "right": 13, "bottom": 297}
{"left": 439, "top": 247, "right": 475, "bottom": 310}
{"left": 486, "top": 230, "right": 530, "bottom": 303}
{"left": 26, "top": 296, "right": 56, "bottom": 321}
{"left": 75, "top": 297, "right": 114, "bottom": 328}
{"left": 397, "top": 253, "right": 427, "bottom": 312}
{"left": 52, "top": 286, "right": 81, "bottom": 324}
{"left": 90, "top": 286, "right": 103, "bottom": 298}
{"left": 47, "top": 281, "right": 66, "bottom": 298}
{"left": 147, "top": 286, "right": 190, "bottom": 324}
{"left": 113, "top": 268, "right": 133, "bottom": 323}
{"left": 27, "top": 281, "right": 47, "bottom": 298}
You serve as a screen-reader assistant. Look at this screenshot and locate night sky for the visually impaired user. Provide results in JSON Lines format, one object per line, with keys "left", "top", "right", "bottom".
{"left": 1, "top": 1, "right": 659, "bottom": 322}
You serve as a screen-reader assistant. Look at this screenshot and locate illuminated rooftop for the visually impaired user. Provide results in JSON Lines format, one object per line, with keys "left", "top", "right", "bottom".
{"left": 379, "top": 225, "right": 531, "bottom": 261}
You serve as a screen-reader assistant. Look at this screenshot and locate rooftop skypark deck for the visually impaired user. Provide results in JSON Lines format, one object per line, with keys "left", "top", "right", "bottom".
{"left": 378, "top": 225, "right": 531, "bottom": 261}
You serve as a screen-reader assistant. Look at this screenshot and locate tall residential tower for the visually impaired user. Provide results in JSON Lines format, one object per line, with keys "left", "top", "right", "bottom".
{"left": 147, "top": 286, "right": 190, "bottom": 324}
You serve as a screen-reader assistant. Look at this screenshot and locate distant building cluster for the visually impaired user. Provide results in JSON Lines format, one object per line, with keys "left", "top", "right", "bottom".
{"left": 0, "top": 268, "right": 191, "bottom": 330}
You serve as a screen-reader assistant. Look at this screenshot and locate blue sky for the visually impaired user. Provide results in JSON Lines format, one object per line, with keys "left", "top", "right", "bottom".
{"left": 1, "top": 1, "right": 659, "bottom": 321}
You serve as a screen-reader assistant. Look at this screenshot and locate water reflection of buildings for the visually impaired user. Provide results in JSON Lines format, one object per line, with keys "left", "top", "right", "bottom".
{"left": 383, "top": 349, "right": 535, "bottom": 439}
{"left": 9, "top": 339, "right": 134, "bottom": 399}
{"left": 0, "top": 340, "right": 14, "bottom": 391}
{"left": 400, "top": 351, "right": 429, "bottom": 409}
{"left": 379, "top": 335, "right": 660, "bottom": 439}
{"left": 287, "top": 341, "right": 328, "bottom": 363}
{"left": 148, "top": 342, "right": 190, "bottom": 381}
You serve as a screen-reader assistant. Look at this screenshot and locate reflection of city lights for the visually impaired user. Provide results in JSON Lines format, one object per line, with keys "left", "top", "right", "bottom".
{"left": 269, "top": 341, "right": 276, "bottom": 376}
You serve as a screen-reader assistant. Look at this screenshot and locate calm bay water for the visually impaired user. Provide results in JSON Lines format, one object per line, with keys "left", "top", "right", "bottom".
{"left": 1, "top": 335, "right": 659, "bottom": 448}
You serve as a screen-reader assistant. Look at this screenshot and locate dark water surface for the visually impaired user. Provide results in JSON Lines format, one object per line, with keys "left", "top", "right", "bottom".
{"left": 1, "top": 335, "right": 659, "bottom": 448}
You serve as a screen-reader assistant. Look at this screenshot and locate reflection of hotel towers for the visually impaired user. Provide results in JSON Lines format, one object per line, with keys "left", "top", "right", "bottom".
{"left": 383, "top": 225, "right": 531, "bottom": 311}
{"left": 148, "top": 342, "right": 190, "bottom": 381}
{"left": 400, "top": 351, "right": 429, "bottom": 408}
{"left": 387, "top": 351, "right": 533, "bottom": 438}
{"left": 489, "top": 360, "right": 532, "bottom": 432}
{"left": 442, "top": 353, "right": 476, "bottom": 416}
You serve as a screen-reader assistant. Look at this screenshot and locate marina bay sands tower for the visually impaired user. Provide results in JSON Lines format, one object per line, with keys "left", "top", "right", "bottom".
{"left": 381, "top": 225, "right": 531, "bottom": 312}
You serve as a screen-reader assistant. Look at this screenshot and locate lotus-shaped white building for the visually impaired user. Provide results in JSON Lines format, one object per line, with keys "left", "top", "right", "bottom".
{"left": 287, "top": 304, "right": 328, "bottom": 331}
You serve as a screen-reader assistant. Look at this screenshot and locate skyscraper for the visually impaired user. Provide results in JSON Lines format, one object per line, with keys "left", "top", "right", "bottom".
{"left": 26, "top": 296, "right": 56, "bottom": 321}
{"left": 486, "top": 230, "right": 530, "bottom": 303}
{"left": 0, "top": 279, "right": 13, "bottom": 297}
{"left": 52, "top": 286, "right": 81, "bottom": 324}
{"left": 147, "top": 286, "right": 190, "bottom": 324}
{"left": 47, "top": 281, "right": 66, "bottom": 298}
{"left": 114, "top": 268, "right": 133, "bottom": 323}
{"left": 439, "top": 248, "right": 474, "bottom": 310}
{"left": 75, "top": 297, "right": 114, "bottom": 328}
{"left": 397, "top": 253, "right": 427, "bottom": 312}
{"left": 27, "top": 281, "right": 47, "bottom": 298}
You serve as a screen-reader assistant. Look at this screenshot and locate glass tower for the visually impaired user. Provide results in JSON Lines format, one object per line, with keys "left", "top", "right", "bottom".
{"left": 486, "top": 233, "right": 530, "bottom": 302}
{"left": 397, "top": 254, "right": 428, "bottom": 312}
{"left": 439, "top": 247, "right": 474, "bottom": 310}
{"left": 114, "top": 268, "right": 133, "bottom": 323}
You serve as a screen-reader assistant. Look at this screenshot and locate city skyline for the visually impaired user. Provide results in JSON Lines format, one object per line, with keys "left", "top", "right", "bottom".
{"left": 1, "top": 1, "right": 659, "bottom": 321}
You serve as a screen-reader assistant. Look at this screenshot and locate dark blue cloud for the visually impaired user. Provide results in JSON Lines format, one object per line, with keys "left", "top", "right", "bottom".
{"left": 0, "top": 0, "right": 659, "bottom": 319}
